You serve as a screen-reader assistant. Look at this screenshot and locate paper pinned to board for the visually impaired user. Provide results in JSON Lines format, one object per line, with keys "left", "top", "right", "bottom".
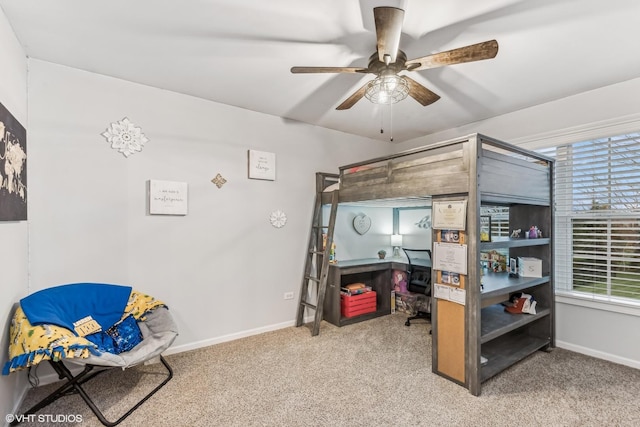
{"left": 433, "top": 242, "right": 468, "bottom": 275}
{"left": 434, "top": 283, "right": 466, "bottom": 306}
{"left": 434, "top": 283, "right": 451, "bottom": 300}
{"left": 449, "top": 287, "right": 466, "bottom": 305}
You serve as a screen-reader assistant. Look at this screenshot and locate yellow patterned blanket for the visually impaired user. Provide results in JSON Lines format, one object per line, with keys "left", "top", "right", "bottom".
{"left": 3, "top": 290, "right": 165, "bottom": 375}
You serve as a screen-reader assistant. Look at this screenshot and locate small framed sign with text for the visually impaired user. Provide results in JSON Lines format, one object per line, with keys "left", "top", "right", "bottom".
{"left": 148, "top": 180, "right": 188, "bottom": 215}
{"left": 248, "top": 150, "right": 276, "bottom": 181}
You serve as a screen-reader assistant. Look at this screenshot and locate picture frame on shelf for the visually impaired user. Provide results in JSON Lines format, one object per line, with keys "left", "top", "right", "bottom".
{"left": 480, "top": 215, "right": 491, "bottom": 242}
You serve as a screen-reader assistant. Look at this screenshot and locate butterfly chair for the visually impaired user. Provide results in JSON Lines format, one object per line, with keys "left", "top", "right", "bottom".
{"left": 3, "top": 283, "right": 178, "bottom": 427}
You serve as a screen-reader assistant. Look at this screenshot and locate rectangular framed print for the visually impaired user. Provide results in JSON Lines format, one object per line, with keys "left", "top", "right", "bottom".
{"left": 248, "top": 150, "right": 276, "bottom": 181}
{"left": 148, "top": 180, "right": 188, "bottom": 215}
{"left": 432, "top": 200, "right": 467, "bottom": 230}
{"left": 0, "top": 101, "right": 27, "bottom": 221}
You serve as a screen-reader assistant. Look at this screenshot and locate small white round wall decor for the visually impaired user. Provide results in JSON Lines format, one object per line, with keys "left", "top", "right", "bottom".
{"left": 101, "top": 117, "right": 149, "bottom": 158}
{"left": 270, "top": 210, "right": 287, "bottom": 228}
{"left": 353, "top": 214, "right": 371, "bottom": 235}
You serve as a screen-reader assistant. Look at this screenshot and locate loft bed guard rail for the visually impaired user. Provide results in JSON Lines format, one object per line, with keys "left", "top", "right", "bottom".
{"left": 332, "top": 133, "right": 552, "bottom": 206}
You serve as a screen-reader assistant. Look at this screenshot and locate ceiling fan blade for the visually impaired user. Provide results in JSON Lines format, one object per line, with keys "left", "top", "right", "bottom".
{"left": 406, "top": 40, "right": 499, "bottom": 71}
{"left": 404, "top": 76, "right": 441, "bottom": 106}
{"left": 374, "top": 7, "right": 404, "bottom": 64}
{"left": 336, "top": 83, "right": 369, "bottom": 110}
{"left": 290, "top": 66, "right": 368, "bottom": 74}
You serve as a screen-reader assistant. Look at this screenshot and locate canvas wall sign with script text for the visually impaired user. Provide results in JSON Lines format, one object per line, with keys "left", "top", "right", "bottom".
{"left": 0, "top": 102, "right": 27, "bottom": 221}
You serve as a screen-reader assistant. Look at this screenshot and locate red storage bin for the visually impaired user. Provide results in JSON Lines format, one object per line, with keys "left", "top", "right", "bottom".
{"left": 340, "top": 291, "right": 377, "bottom": 318}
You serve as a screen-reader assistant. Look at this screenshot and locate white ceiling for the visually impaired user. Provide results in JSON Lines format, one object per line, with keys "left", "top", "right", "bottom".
{"left": 2, "top": 0, "right": 639, "bottom": 143}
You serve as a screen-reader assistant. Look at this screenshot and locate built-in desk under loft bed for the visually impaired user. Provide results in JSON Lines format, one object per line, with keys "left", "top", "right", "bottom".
{"left": 309, "top": 133, "right": 555, "bottom": 396}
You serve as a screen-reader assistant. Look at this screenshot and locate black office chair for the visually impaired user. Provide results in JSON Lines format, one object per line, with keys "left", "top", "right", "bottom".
{"left": 402, "top": 248, "right": 432, "bottom": 328}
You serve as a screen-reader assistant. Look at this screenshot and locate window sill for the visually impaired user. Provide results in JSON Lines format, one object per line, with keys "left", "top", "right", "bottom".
{"left": 555, "top": 291, "right": 640, "bottom": 318}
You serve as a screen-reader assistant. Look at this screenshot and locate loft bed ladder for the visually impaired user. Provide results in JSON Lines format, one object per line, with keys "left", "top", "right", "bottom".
{"left": 296, "top": 172, "right": 339, "bottom": 336}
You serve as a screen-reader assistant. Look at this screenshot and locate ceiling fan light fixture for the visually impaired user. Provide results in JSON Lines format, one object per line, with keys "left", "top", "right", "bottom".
{"left": 364, "top": 75, "right": 409, "bottom": 105}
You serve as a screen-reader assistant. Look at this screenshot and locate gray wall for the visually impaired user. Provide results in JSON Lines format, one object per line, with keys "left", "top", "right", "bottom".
{"left": 24, "top": 58, "right": 391, "bottom": 354}
{"left": 0, "top": 6, "right": 29, "bottom": 419}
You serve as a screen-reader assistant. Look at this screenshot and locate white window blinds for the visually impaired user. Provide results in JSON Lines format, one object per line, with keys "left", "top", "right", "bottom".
{"left": 540, "top": 133, "right": 640, "bottom": 301}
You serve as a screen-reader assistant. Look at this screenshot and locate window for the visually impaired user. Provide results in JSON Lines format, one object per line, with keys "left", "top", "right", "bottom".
{"left": 539, "top": 133, "right": 640, "bottom": 302}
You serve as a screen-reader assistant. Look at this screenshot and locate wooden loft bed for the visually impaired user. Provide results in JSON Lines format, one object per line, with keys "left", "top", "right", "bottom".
{"left": 322, "top": 133, "right": 550, "bottom": 205}
{"left": 317, "top": 133, "right": 554, "bottom": 396}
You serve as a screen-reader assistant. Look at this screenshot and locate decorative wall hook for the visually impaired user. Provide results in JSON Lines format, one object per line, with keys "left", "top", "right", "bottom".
{"left": 211, "top": 173, "right": 227, "bottom": 188}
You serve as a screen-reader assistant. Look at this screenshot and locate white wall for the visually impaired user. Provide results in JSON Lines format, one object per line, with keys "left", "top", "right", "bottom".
{"left": 0, "top": 6, "right": 30, "bottom": 420}
{"left": 329, "top": 205, "right": 393, "bottom": 261}
{"left": 25, "top": 59, "right": 392, "bottom": 354}
{"left": 397, "top": 78, "right": 640, "bottom": 369}
{"left": 556, "top": 299, "right": 640, "bottom": 368}
{"left": 398, "top": 208, "right": 432, "bottom": 250}
{"left": 326, "top": 205, "right": 432, "bottom": 261}
{"left": 396, "top": 77, "right": 640, "bottom": 150}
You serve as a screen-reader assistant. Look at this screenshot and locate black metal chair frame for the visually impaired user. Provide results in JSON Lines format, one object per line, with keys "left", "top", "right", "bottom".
{"left": 11, "top": 356, "right": 173, "bottom": 427}
{"left": 402, "top": 248, "right": 432, "bottom": 328}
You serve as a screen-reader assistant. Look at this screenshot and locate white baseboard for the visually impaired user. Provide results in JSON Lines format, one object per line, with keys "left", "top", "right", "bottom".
{"left": 556, "top": 340, "right": 640, "bottom": 370}
{"left": 164, "top": 318, "right": 299, "bottom": 356}
{"left": 8, "top": 384, "right": 30, "bottom": 426}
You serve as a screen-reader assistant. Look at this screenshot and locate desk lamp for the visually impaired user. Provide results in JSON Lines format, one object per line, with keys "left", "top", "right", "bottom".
{"left": 391, "top": 234, "right": 403, "bottom": 258}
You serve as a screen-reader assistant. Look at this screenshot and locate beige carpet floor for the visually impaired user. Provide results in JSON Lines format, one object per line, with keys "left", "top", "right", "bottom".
{"left": 12, "top": 313, "right": 640, "bottom": 426}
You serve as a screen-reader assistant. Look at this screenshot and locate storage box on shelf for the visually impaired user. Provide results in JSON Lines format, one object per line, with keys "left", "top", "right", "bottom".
{"left": 518, "top": 257, "right": 542, "bottom": 277}
{"left": 324, "top": 260, "right": 397, "bottom": 327}
{"left": 340, "top": 291, "right": 377, "bottom": 318}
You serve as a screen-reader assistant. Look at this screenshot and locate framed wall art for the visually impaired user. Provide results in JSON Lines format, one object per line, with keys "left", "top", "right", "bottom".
{"left": 432, "top": 200, "right": 467, "bottom": 230}
{"left": 248, "top": 150, "right": 276, "bottom": 181}
{"left": 148, "top": 180, "right": 188, "bottom": 215}
{"left": 0, "top": 101, "right": 27, "bottom": 221}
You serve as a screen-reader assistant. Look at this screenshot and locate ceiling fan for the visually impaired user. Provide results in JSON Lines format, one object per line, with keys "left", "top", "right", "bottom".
{"left": 291, "top": 6, "right": 499, "bottom": 110}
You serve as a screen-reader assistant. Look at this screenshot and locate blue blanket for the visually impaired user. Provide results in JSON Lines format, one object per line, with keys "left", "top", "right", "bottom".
{"left": 20, "top": 283, "right": 132, "bottom": 349}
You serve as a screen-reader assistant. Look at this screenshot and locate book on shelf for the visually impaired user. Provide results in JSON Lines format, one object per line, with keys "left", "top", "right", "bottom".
{"left": 340, "top": 285, "right": 372, "bottom": 296}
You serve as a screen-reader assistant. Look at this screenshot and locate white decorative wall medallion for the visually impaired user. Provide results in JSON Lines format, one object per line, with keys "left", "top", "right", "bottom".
{"left": 102, "top": 117, "right": 149, "bottom": 157}
{"left": 353, "top": 214, "right": 371, "bottom": 235}
{"left": 270, "top": 210, "right": 287, "bottom": 228}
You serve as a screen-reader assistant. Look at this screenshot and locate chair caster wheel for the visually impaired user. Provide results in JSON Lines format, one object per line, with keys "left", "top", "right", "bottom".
{"left": 405, "top": 320, "right": 411, "bottom": 326}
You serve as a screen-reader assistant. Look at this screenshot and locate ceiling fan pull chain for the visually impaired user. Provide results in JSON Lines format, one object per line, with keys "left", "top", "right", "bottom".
{"left": 389, "top": 102, "right": 394, "bottom": 142}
